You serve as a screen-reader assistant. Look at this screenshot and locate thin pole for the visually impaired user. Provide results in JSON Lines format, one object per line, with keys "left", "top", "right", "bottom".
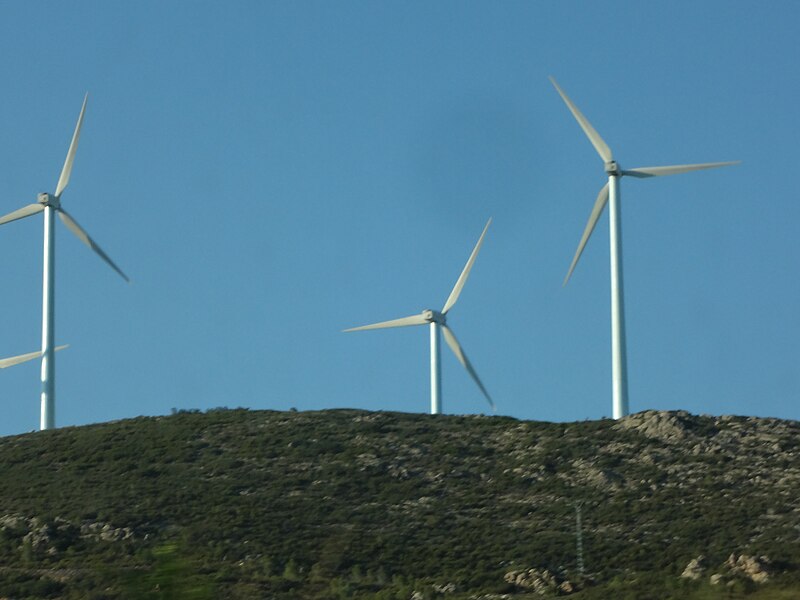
{"left": 608, "top": 175, "right": 629, "bottom": 419}
{"left": 430, "top": 321, "right": 441, "bottom": 414}
{"left": 575, "top": 502, "right": 585, "bottom": 577}
{"left": 40, "top": 206, "right": 56, "bottom": 430}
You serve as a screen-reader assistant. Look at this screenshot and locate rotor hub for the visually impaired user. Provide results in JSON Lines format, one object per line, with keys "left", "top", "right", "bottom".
{"left": 37, "top": 193, "right": 60, "bottom": 209}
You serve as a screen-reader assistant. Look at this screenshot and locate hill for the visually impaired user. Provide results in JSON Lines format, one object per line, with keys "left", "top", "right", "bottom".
{"left": 0, "top": 408, "right": 798, "bottom": 599}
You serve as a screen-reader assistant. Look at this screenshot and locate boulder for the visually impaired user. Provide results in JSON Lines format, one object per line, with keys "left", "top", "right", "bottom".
{"left": 504, "top": 568, "right": 576, "bottom": 595}
{"left": 726, "top": 553, "right": 772, "bottom": 583}
{"left": 615, "top": 410, "right": 697, "bottom": 443}
{"left": 680, "top": 555, "right": 706, "bottom": 580}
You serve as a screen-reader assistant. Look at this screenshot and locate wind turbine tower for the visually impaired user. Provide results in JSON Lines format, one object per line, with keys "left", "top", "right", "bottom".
{"left": 550, "top": 77, "right": 738, "bottom": 419}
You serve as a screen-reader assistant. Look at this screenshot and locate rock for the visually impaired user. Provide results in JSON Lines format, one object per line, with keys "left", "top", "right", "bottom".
{"left": 727, "top": 553, "right": 772, "bottom": 583}
{"left": 558, "top": 580, "right": 575, "bottom": 594}
{"left": 0, "top": 514, "right": 28, "bottom": 533}
{"left": 680, "top": 555, "right": 706, "bottom": 580}
{"left": 504, "top": 568, "right": 576, "bottom": 595}
{"left": 80, "top": 521, "right": 135, "bottom": 542}
{"left": 682, "top": 552, "right": 772, "bottom": 587}
{"left": 20, "top": 517, "right": 78, "bottom": 556}
{"left": 567, "top": 459, "right": 625, "bottom": 490}
{"left": 615, "top": 410, "right": 700, "bottom": 443}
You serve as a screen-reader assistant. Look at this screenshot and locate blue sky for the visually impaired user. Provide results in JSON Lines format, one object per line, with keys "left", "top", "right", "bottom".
{"left": 0, "top": 2, "right": 797, "bottom": 436}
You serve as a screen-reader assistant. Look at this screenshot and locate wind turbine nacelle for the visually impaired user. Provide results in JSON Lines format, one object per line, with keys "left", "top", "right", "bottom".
{"left": 37, "top": 193, "right": 59, "bottom": 208}
{"left": 604, "top": 161, "right": 621, "bottom": 175}
{"left": 422, "top": 310, "right": 445, "bottom": 324}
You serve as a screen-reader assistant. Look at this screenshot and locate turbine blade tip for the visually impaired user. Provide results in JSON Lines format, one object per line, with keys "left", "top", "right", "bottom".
{"left": 563, "top": 268, "right": 575, "bottom": 287}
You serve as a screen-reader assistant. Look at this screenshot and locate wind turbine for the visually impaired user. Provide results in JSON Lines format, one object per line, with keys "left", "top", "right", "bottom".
{"left": 550, "top": 77, "right": 738, "bottom": 420}
{"left": 0, "top": 94, "right": 128, "bottom": 430}
{"left": 345, "top": 218, "right": 494, "bottom": 415}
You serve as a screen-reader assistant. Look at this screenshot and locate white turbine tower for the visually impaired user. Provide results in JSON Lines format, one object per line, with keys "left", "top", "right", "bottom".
{"left": 550, "top": 77, "right": 738, "bottom": 420}
{"left": 0, "top": 94, "right": 128, "bottom": 430}
{"left": 345, "top": 218, "right": 494, "bottom": 415}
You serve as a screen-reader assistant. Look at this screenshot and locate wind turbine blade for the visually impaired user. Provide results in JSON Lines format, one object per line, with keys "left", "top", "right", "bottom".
{"left": 441, "top": 325, "right": 494, "bottom": 411}
{"left": 442, "top": 218, "right": 492, "bottom": 315}
{"left": 343, "top": 313, "right": 428, "bottom": 332}
{"left": 0, "top": 350, "right": 42, "bottom": 369}
{"left": 0, "top": 203, "right": 44, "bottom": 226}
{"left": 57, "top": 209, "right": 130, "bottom": 282}
{"left": 564, "top": 183, "right": 610, "bottom": 286}
{"left": 549, "top": 77, "right": 613, "bottom": 163}
{"left": 622, "top": 161, "right": 740, "bottom": 179}
{"left": 0, "top": 344, "right": 69, "bottom": 369}
{"left": 55, "top": 93, "right": 88, "bottom": 198}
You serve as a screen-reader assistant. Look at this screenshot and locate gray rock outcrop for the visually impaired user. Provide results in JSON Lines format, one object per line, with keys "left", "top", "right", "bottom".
{"left": 504, "top": 568, "right": 577, "bottom": 595}
{"left": 680, "top": 555, "right": 706, "bottom": 580}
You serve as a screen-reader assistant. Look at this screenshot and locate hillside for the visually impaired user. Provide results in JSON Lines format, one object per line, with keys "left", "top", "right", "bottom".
{"left": 0, "top": 408, "right": 798, "bottom": 599}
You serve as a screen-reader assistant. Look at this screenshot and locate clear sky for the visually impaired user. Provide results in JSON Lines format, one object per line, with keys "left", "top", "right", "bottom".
{"left": 0, "top": 1, "right": 797, "bottom": 436}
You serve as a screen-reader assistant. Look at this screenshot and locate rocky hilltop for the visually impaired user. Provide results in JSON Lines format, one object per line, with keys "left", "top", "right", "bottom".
{"left": 0, "top": 408, "right": 797, "bottom": 598}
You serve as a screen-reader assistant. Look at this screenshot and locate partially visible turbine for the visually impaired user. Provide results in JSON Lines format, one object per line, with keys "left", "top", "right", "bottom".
{"left": 550, "top": 76, "right": 739, "bottom": 420}
{"left": 0, "top": 94, "right": 128, "bottom": 430}
{"left": 345, "top": 219, "right": 494, "bottom": 415}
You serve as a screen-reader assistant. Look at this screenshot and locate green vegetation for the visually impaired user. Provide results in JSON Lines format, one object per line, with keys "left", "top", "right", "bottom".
{"left": 0, "top": 408, "right": 797, "bottom": 598}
